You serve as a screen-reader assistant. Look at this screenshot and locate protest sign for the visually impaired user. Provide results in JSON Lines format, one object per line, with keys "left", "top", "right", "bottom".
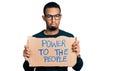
{"left": 26, "top": 36, "right": 77, "bottom": 67}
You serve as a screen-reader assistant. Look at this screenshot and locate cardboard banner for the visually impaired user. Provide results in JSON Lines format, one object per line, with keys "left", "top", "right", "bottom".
{"left": 26, "top": 36, "right": 77, "bottom": 67}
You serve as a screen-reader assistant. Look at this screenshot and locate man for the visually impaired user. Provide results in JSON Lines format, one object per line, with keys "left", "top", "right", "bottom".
{"left": 23, "top": 2, "right": 83, "bottom": 71}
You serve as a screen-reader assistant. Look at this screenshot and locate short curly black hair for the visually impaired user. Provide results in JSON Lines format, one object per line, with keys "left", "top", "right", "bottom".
{"left": 43, "top": 2, "right": 61, "bottom": 15}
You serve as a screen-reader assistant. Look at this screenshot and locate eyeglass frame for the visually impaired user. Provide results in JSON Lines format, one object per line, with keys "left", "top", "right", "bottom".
{"left": 44, "top": 14, "right": 62, "bottom": 20}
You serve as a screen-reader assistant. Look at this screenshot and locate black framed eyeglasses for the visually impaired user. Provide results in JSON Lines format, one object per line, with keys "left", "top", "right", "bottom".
{"left": 45, "top": 14, "right": 61, "bottom": 20}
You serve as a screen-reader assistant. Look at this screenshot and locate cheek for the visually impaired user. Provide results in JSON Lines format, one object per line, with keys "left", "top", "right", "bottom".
{"left": 46, "top": 21, "right": 51, "bottom": 25}
{"left": 57, "top": 21, "right": 60, "bottom": 25}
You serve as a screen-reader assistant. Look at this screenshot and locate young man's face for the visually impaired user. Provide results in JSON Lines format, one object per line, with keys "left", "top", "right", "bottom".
{"left": 43, "top": 8, "right": 61, "bottom": 31}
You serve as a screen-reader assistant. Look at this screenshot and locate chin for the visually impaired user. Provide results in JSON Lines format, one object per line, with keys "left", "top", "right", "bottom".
{"left": 49, "top": 26, "right": 58, "bottom": 31}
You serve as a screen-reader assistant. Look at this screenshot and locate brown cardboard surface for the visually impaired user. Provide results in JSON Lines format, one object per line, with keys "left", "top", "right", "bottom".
{"left": 26, "top": 36, "right": 77, "bottom": 67}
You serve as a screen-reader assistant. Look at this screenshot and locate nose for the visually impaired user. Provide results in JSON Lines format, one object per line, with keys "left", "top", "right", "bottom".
{"left": 51, "top": 16, "right": 56, "bottom": 22}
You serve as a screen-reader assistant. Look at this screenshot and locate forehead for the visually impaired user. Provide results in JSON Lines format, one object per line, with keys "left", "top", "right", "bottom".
{"left": 45, "top": 8, "right": 60, "bottom": 15}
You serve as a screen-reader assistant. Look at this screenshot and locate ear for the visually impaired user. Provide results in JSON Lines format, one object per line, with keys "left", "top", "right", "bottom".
{"left": 42, "top": 15, "right": 46, "bottom": 21}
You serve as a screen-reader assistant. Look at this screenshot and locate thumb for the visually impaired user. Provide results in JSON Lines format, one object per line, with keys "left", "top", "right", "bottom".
{"left": 75, "top": 37, "right": 77, "bottom": 42}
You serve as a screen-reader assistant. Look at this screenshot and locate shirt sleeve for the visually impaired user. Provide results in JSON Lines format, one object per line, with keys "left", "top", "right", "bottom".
{"left": 23, "top": 60, "right": 34, "bottom": 71}
{"left": 72, "top": 57, "right": 83, "bottom": 71}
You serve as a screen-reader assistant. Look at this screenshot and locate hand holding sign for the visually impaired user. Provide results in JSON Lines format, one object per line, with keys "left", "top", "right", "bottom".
{"left": 72, "top": 37, "right": 80, "bottom": 55}
{"left": 24, "top": 36, "right": 77, "bottom": 67}
{"left": 23, "top": 45, "right": 31, "bottom": 60}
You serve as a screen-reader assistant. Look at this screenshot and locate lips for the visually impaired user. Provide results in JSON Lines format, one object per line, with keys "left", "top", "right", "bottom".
{"left": 51, "top": 24, "right": 57, "bottom": 27}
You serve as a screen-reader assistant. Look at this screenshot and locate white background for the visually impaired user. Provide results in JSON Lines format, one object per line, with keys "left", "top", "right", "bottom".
{"left": 0, "top": 0, "right": 120, "bottom": 71}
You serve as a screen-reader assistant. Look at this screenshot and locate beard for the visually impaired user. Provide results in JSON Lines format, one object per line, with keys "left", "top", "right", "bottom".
{"left": 47, "top": 26, "right": 58, "bottom": 31}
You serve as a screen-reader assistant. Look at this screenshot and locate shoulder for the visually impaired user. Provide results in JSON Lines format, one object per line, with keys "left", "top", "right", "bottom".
{"left": 32, "top": 30, "right": 44, "bottom": 38}
{"left": 59, "top": 29, "right": 74, "bottom": 37}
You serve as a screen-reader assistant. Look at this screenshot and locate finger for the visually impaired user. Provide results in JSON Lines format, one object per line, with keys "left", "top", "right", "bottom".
{"left": 72, "top": 37, "right": 77, "bottom": 45}
{"left": 72, "top": 48, "right": 80, "bottom": 53}
{"left": 72, "top": 38, "right": 79, "bottom": 46}
{"left": 23, "top": 47, "right": 31, "bottom": 57}
{"left": 23, "top": 54, "right": 30, "bottom": 58}
{"left": 75, "top": 37, "right": 80, "bottom": 43}
{"left": 72, "top": 43, "right": 79, "bottom": 49}
{"left": 72, "top": 45, "right": 80, "bottom": 50}
{"left": 24, "top": 45, "right": 30, "bottom": 51}
{"left": 72, "top": 45, "right": 78, "bottom": 51}
{"left": 72, "top": 46, "right": 77, "bottom": 49}
{"left": 72, "top": 48, "right": 77, "bottom": 52}
{"left": 24, "top": 45, "right": 30, "bottom": 49}
{"left": 26, "top": 50, "right": 31, "bottom": 55}
{"left": 24, "top": 48, "right": 31, "bottom": 55}
{"left": 26, "top": 54, "right": 30, "bottom": 58}
{"left": 75, "top": 37, "right": 77, "bottom": 42}
{"left": 75, "top": 40, "right": 79, "bottom": 45}
{"left": 23, "top": 49, "right": 26, "bottom": 56}
{"left": 72, "top": 42, "right": 79, "bottom": 47}
{"left": 23, "top": 51, "right": 30, "bottom": 58}
{"left": 74, "top": 37, "right": 77, "bottom": 44}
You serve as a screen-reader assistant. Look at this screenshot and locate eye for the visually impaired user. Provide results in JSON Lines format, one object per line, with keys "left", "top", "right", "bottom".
{"left": 45, "top": 15, "right": 52, "bottom": 18}
{"left": 55, "top": 14, "right": 61, "bottom": 17}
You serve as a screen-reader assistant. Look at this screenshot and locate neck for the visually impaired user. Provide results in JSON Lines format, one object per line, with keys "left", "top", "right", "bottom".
{"left": 44, "top": 29, "right": 59, "bottom": 35}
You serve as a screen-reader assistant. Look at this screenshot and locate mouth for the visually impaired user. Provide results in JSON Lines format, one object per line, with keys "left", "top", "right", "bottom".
{"left": 51, "top": 24, "right": 57, "bottom": 27}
